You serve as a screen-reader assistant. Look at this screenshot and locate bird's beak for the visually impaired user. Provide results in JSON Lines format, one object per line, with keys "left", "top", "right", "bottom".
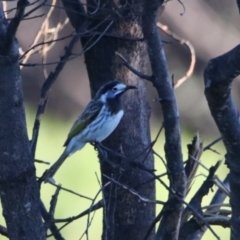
{"left": 125, "top": 85, "right": 137, "bottom": 91}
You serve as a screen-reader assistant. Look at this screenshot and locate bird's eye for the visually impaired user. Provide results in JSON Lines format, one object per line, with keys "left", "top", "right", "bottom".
{"left": 112, "top": 87, "right": 118, "bottom": 92}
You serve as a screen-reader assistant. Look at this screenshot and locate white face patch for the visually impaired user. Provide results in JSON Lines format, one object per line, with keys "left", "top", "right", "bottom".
{"left": 100, "top": 83, "right": 127, "bottom": 102}
{"left": 114, "top": 83, "right": 126, "bottom": 94}
{"left": 100, "top": 92, "right": 108, "bottom": 103}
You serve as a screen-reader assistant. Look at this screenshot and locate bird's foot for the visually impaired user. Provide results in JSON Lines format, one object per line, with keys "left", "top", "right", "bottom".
{"left": 38, "top": 169, "right": 56, "bottom": 184}
{"left": 90, "top": 141, "right": 100, "bottom": 151}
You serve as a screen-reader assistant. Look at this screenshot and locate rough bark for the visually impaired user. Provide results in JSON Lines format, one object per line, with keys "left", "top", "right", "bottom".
{"left": 61, "top": 1, "right": 155, "bottom": 240}
{"left": 204, "top": 45, "right": 240, "bottom": 240}
{"left": 0, "top": 2, "right": 45, "bottom": 240}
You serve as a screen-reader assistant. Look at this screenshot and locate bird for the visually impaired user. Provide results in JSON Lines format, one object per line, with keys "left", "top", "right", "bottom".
{"left": 41, "top": 80, "right": 137, "bottom": 183}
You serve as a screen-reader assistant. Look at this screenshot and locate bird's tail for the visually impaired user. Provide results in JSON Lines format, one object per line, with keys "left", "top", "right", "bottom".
{"left": 40, "top": 150, "right": 69, "bottom": 183}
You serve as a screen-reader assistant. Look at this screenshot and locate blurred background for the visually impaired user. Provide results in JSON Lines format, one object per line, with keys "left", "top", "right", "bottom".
{"left": 2, "top": 0, "right": 239, "bottom": 239}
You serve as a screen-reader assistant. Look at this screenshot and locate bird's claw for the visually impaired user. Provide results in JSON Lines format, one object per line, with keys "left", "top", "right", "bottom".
{"left": 39, "top": 169, "right": 56, "bottom": 184}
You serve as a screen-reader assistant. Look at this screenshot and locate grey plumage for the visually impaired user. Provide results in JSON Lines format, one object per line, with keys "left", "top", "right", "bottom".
{"left": 41, "top": 80, "right": 136, "bottom": 182}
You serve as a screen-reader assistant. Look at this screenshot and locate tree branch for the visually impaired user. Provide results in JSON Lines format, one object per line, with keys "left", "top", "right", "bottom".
{"left": 4, "top": 0, "right": 28, "bottom": 53}
{"left": 142, "top": 1, "right": 186, "bottom": 239}
{"left": 31, "top": 35, "right": 79, "bottom": 158}
{"left": 181, "top": 161, "right": 221, "bottom": 226}
{"left": 204, "top": 216, "right": 230, "bottom": 228}
{"left": 40, "top": 201, "right": 65, "bottom": 240}
{"left": 0, "top": 2, "right": 45, "bottom": 239}
{"left": 157, "top": 22, "right": 196, "bottom": 89}
{"left": 179, "top": 175, "right": 229, "bottom": 240}
{"left": 184, "top": 133, "right": 203, "bottom": 196}
{"left": 0, "top": 225, "right": 8, "bottom": 238}
{"left": 204, "top": 44, "right": 240, "bottom": 240}
{"left": 115, "top": 51, "right": 152, "bottom": 80}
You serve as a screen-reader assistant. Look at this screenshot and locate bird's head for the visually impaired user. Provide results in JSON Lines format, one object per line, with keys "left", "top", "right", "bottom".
{"left": 96, "top": 80, "right": 137, "bottom": 102}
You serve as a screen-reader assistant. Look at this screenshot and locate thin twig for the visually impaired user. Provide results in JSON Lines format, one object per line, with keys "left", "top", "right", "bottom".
{"left": 177, "top": 0, "right": 186, "bottom": 16}
{"left": 157, "top": 22, "right": 195, "bottom": 89}
{"left": 103, "top": 175, "right": 165, "bottom": 205}
{"left": 96, "top": 142, "right": 155, "bottom": 173}
{"left": 49, "top": 184, "right": 61, "bottom": 217}
{"left": 184, "top": 154, "right": 209, "bottom": 172}
{"left": 213, "top": 175, "right": 230, "bottom": 196}
{"left": 41, "top": 1, "right": 69, "bottom": 78}
{"left": 31, "top": 35, "right": 79, "bottom": 158}
{"left": 203, "top": 137, "right": 222, "bottom": 151}
{"left": 115, "top": 51, "right": 152, "bottom": 80}
{"left": 52, "top": 183, "right": 109, "bottom": 237}
{"left": 47, "top": 182, "right": 93, "bottom": 201}
{"left": 20, "top": 0, "right": 56, "bottom": 68}
{"left": 185, "top": 133, "right": 203, "bottom": 195}
{"left": 202, "top": 203, "right": 231, "bottom": 210}
{"left": 54, "top": 200, "right": 103, "bottom": 223}
{"left": 180, "top": 161, "right": 222, "bottom": 239}
{"left": 40, "top": 200, "right": 64, "bottom": 240}
{"left": 23, "top": 0, "right": 47, "bottom": 19}
{"left": 149, "top": 167, "right": 220, "bottom": 240}
{"left": 34, "top": 159, "right": 50, "bottom": 165}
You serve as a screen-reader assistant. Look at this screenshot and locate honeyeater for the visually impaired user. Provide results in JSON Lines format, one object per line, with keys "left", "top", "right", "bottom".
{"left": 41, "top": 80, "right": 136, "bottom": 182}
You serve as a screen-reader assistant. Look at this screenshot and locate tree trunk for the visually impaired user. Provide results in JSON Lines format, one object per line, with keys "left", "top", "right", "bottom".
{"left": 0, "top": 3, "right": 45, "bottom": 240}
{"left": 84, "top": 3, "right": 155, "bottom": 240}
{"left": 61, "top": 0, "right": 155, "bottom": 239}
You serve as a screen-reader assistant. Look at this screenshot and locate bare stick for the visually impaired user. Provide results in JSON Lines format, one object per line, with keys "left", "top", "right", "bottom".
{"left": 40, "top": 200, "right": 64, "bottom": 240}
{"left": 103, "top": 175, "right": 165, "bottom": 205}
{"left": 142, "top": 1, "right": 186, "bottom": 239}
{"left": 34, "top": 159, "right": 50, "bottom": 165}
{"left": 49, "top": 184, "right": 61, "bottom": 217}
{"left": 157, "top": 22, "right": 196, "bottom": 89}
{"left": 204, "top": 44, "right": 240, "bottom": 239}
{"left": 115, "top": 51, "right": 152, "bottom": 80}
{"left": 54, "top": 200, "right": 103, "bottom": 223}
{"left": 203, "top": 137, "right": 222, "bottom": 151}
{"left": 31, "top": 35, "right": 79, "bottom": 158}
{"left": 0, "top": 225, "right": 8, "bottom": 238}
{"left": 47, "top": 182, "right": 93, "bottom": 201}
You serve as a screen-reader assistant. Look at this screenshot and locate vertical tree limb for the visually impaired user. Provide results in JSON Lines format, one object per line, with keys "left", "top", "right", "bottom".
{"left": 142, "top": 1, "right": 186, "bottom": 240}
{"left": 204, "top": 44, "right": 240, "bottom": 240}
{"left": 61, "top": 0, "right": 155, "bottom": 239}
{"left": 0, "top": 2, "right": 45, "bottom": 240}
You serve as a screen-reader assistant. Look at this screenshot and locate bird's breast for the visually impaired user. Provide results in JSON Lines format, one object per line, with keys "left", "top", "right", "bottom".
{"left": 86, "top": 109, "right": 124, "bottom": 142}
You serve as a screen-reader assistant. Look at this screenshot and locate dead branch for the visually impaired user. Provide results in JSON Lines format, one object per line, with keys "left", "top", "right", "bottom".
{"left": 185, "top": 133, "right": 203, "bottom": 195}
{"left": 54, "top": 200, "right": 103, "bottom": 224}
{"left": 40, "top": 200, "right": 65, "bottom": 240}
{"left": 0, "top": 225, "right": 8, "bottom": 238}
{"left": 49, "top": 184, "right": 61, "bottom": 217}
{"left": 142, "top": 1, "right": 186, "bottom": 239}
{"left": 179, "top": 161, "right": 221, "bottom": 240}
{"left": 31, "top": 35, "right": 79, "bottom": 158}
{"left": 103, "top": 175, "right": 165, "bottom": 205}
{"left": 204, "top": 44, "right": 240, "bottom": 239}
{"left": 157, "top": 22, "right": 196, "bottom": 89}
{"left": 115, "top": 51, "right": 152, "bottom": 80}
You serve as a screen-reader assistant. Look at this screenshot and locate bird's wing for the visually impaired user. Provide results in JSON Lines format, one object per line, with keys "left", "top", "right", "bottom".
{"left": 63, "top": 100, "right": 103, "bottom": 146}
